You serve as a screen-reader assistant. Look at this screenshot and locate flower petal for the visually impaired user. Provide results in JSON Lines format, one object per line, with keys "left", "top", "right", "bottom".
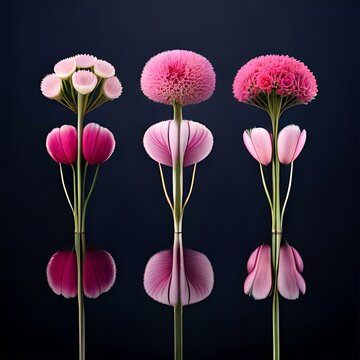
{"left": 103, "top": 76, "right": 123, "bottom": 99}
{"left": 41, "top": 74, "right": 62, "bottom": 99}
{"left": 292, "top": 129, "right": 307, "bottom": 162}
{"left": 250, "top": 128, "right": 272, "bottom": 165}
{"left": 72, "top": 70, "right": 98, "bottom": 95}
{"left": 243, "top": 130, "right": 260, "bottom": 162}
{"left": 169, "top": 120, "right": 189, "bottom": 165}
{"left": 278, "top": 125, "right": 301, "bottom": 165}
{"left": 54, "top": 57, "right": 76, "bottom": 79}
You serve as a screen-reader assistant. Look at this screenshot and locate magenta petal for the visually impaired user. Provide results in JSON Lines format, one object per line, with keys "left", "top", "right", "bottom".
{"left": 47, "top": 251, "right": 77, "bottom": 298}
{"left": 183, "top": 121, "right": 213, "bottom": 167}
{"left": 83, "top": 249, "right": 116, "bottom": 299}
{"left": 244, "top": 244, "right": 272, "bottom": 300}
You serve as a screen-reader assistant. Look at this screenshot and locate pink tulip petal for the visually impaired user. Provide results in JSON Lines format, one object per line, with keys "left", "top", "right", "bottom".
{"left": 103, "top": 76, "right": 123, "bottom": 99}
{"left": 291, "top": 246, "right": 304, "bottom": 272}
{"left": 169, "top": 120, "right": 189, "bottom": 165}
{"left": 54, "top": 57, "right": 76, "bottom": 79}
{"left": 243, "top": 131, "right": 260, "bottom": 162}
{"left": 246, "top": 246, "right": 261, "bottom": 272}
{"left": 250, "top": 128, "right": 272, "bottom": 165}
{"left": 183, "top": 121, "right": 213, "bottom": 167}
{"left": 41, "top": 74, "right": 62, "bottom": 99}
{"left": 83, "top": 249, "right": 116, "bottom": 299}
{"left": 94, "top": 60, "right": 115, "bottom": 78}
{"left": 292, "top": 129, "right": 307, "bottom": 162}
{"left": 278, "top": 125, "right": 302, "bottom": 165}
{"left": 47, "top": 251, "right": 77, "bottom": 298}
{"left": 72, "top": 70, "right": 98, "bottom": 95}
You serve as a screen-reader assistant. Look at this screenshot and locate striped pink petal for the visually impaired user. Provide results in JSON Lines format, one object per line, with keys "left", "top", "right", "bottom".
{"left": 75, "top": 54, "right": 97, "bottom": 68}
{"left": 243, "top": 128, "right": 272, "bottom": 165}
{"left": 244, "top": 244, "right": 272, "bottom": 300}
{"left": 54, "top": 57, "right": 76, "bottom": 79}
{"left": 278, "top": 125, "right": 307, "bottom": 164}
{"left": 94, "top": 60, "right": 115, "bottom": 78}
{"left": 47, "top": 251, "right": 77, "bottom": 298}
{"left": 41, "top": 74, "right": 62, "bottom": 99}
{"left": 144, "top": 245, "right": 214, "bottom": 306}
{"left": 72, "top": 70, "right": 98, "bottom": 95}
{"left": 278, "top": 243, "right": 306, "bottom": 300}
{"left": 46, "top": 125, "right": 77, "bottom": 164}
{"left": 82, "top": 123, "right": 116, "bottom": 164}
{"left": 83, "top": 249, "right": 116, "bottom": 299}
{"left": 103, "top": 76, "right": 123, "bottom": 99}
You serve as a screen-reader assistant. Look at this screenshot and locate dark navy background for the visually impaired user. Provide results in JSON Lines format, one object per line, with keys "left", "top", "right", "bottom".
{"left": 1, "top": 0, "right": 359, "bottom": 359}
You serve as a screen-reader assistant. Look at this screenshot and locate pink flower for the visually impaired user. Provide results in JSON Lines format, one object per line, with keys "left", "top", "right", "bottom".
{"left": 46, "top": 125, "right": 77, "bottom": 164}
{"left": 233, "top": 55, "right": 317, "bottom": 104}
{"left": 83, "top": 249, "right": 116, "bottom": 299}
{"left": 72, "top": 70, "right": 98, "bottom": 95}
{"left": 141, "top": 49, "right": 216, "bottom": 105}
{"left": 54, "top": 57, "right": 76, "bottom": 79}
{"left": 82, "top": 123, "right": 116, "bottom": 164}
{"left": 144, "top": 244, "right": 214, "bottom": 306}
{"left": 243, "top": 128, "right": 273, "bottom": 165}
{"left": 94, "top": 60, "right": 115, "bottom": 78}
{"left": 47, "top": 251, "right": 77, "bottom": 298}
{"left": 40, "top": 74, "right": 62, "bottom": 99}
{"left": 103, "top": 76, "right": 123, "bottom": 99}
{"left": 277, "top": 124, "right": 307, "bottom": 164}
{"left": 143, "top": 120, "right": 213, "bottom": 167}
{"left": 278, "top": 243, "right": 306, "bottom": 300}
{"left": 244, "top": 244, "right": 272, "bottom": 300}
{"left": 75, "top": 54, "right": 97, "bottom": 68}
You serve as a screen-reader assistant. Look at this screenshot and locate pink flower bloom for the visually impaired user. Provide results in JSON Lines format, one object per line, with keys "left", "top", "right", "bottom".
{"left": 94, "top": 60, "right": 115, "bottom": 78}
{"left": 244, "top": 244, "right": 272, "bottom": 300}
{"left": 141, "top": 49, "right": 216, "bottom": 105}
{"left": 243, "top": 128, "right": 272, "bottom": 165}
{"left": 143, "top": 120, "right": 213, "bottom": 167}
{"left": 40, "top": 74, "right": 62, "bottom": 99}
{"left": 278, "top": 243, "right": 306, "bottom": 300}
{"left": 46, "top": 125, "right": 77, "bottom": 164}
{"left": 72, "top": 70, "right": 98, "bottom": 95}
{"left": 54, "top": 57, "right": 76, "bottom": 79}
{"left": 277, "top": 124, "right": 306, "bottom": 164}
{"left": 83, "top": 249, "right": 116, "bottom": 299}
{"left": 144, "top": 245, "right": 214, "bottom": 306}
{"left": 47, "top": 251, "right": 77, "bottom": 298}
{"left": 75, "top": 54, "right": 97, "bottom": 68}
{"left": 233, "top": 55, "right": 317, "bottom": 104}
{"left": 82, "top": 123, "right": 116, "bottom": 164}
{"left": 103, "top": 76, "right": 123, "bottom": 99}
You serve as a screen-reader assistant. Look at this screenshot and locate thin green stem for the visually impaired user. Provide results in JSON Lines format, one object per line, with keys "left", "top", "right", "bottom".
{"left": 174, "top": 302, "right": 183, "bottom": 360}
{"left": 280, "top": 162, "right": 294, "bottom": 228}
{"left": 259, "top": 163, "right": 273, "bottom": 215}
{"left": 71, "top": 165, "right": 78, "bottom": 230}
{"left": 158, "top": 163, "right": 174, "bottom": 211}
{"left": 59, "top": 163, "right": 75, "bottom": 216}
{"left": 82, "top": 162, "right": 88, "bottom": 207}
{"left": 182, "top": 163, "right": 197, "bottom": 213}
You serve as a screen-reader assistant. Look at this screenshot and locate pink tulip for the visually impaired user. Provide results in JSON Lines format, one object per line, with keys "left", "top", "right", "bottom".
{"left": 82, "top": 123, "right": 116, "bottom": 164}
{"left": 143, "top": 120, "right": 213, "bottom": 167}
{"left": 244, "top": 244, "right": 272, "bottom": 299}
{"left": 144, "top": 245, "right": 214, "bottom": 306}
{"left": 243, "top": 128, "right": 272, "bottom": 165}
{"left": 72, "top": 70, "right": 98, "bottom": 95}
{"left": 94, "top": 60, "right": 115, "bottom": 78}
{"left": 46, "top": 125, "right": 77, "bottom": 164}
{"left": 103, "top": 76, "right": 123, "bottom": 99}
{"left": 47, "top": 251, "right": 77, "bottom": 298}
{"left": 278, "top": 243, "right": 306, "bottom": 300}
{"left": 54, "top": 57, "right": 76, "bottom": 79}
{"left": 83, "top": 249, "right": 116, "bottom": 299}
{"left": 40, "top": 74, "right": 62, "bottom": 99}
{"left": 277, "top": 124, "right": 307, "bottom": 164}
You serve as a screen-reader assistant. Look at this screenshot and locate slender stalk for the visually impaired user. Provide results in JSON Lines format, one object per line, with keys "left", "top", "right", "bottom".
{"left": 280, "top": 162, "right": 294, "bottom": 228}
{"left": 174, "top": 302, "right": 183, "bottom": 360}
{"left": 158, "top": 163, "right": 174, "bottom": 211}
{"left": 59, "top": 163, "right": 75, "bottom": 217}
{"left": 259, "top": 163, "right": 273, "bottom": 215}
{"left": 182, "top": 163, "right": 197, "bottom": 213}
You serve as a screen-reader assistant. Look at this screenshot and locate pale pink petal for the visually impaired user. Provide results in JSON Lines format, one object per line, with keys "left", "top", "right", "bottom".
{"left": 278, "top": 125, "right": 301, "bottom": 165}
{"left": 75, "top": 54, "right": 97, "bottom": 68}
{"left": 291, "top": 246, "right": 304, "bottom": 272}
{"left": 246, "top": 246, "right": 261, "bottom": 272}
{"left": 143, "top": 121, "right": 172, "bottom": 166}
{"left": 250, "top": 128, "right": 272, "bottom": 165}
{"left": 54, "top": 57, "right": 76, "bottom": 79}
{"left": 41, "top": 74, "right": 62, "bottom": 99}
{"left": 292, "top": 129, "right": 307, "bottom": 162}
{"left": 169, "top": 120, "right": 189, "bottom": 165}
{"left": 72, "top": 70, "right": 98, "bottom": 95}
{"left": 94, "top": 60, "right": 115, "bottom": 78}
{"left": 103, "top": 76, "right": 122, "bottom": 99}
{"left": 83, "top": 249, "right": 116, "bottom": 299}
{"left": 183, "top": 121, "right": 213, "bottom": 167}
{"left": 82, "top": 123, "right": 115, "bottom": 164}
{"left": 46, "top": 251, "right": 77, "bottom": 298}
{"left": 243, "top": 130, "right": 260, "bottom": 162}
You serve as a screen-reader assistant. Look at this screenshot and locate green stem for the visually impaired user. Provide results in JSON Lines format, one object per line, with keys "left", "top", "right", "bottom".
{"left": 280, "top": 162, "right": 294, "bottom": 228}
{"left": 182, "top": 163, "right": 196, "bottom": 213}
{"left": 259, "top": 163, "right": 273, "bottom": 215}
{"left": 174, "top": 302, "right": 183, "bottom": 360}
{"left": 158, "top": 163, "right": 174, "bottom": 211}
{"left": 59, "top": 163, "right": 76, "bottom": 219}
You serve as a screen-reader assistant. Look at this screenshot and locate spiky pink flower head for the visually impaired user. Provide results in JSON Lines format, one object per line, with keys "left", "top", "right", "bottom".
{"left": 243, "top": 128, "right": 272, "bottom": 165}
{"left": 83, "top": 249, "right": 116, "bottom": 299}
{"left": 233, "top": 55, "right": 317, "bottom": 107}
{"left": 141, "top": 49, "right": 216, "bottom": 105}
{"left": 54, "top": 57, "right": 76, "bottom": 79}
{"left": 75, "top": 54, "right": 97, "bottom": 68}
{"left": 40, "top": 74, "right": 62, "bottom": 99}
{"left": 103, "top": 76, "right": 123, "bottom": 99}
{"left": 82, "top": 123, "right": 116, "bottom": 164}
{"left": 47, "top": 251, "right": 77, "bottom": 298}
{"left": 144, "top": 244, "right": 214, "bottom": 306}
{"left": 72, "top": 70, "right": 98, "bottom": 95}
{"left": 143, "top": 120, "right": 213, "bottom": 167}
{"left": 244, "top": 244, "right": 272, "bottom": 300}
{"left": 46, "top": 125, "right": 77, "bottom": 164}
{"left": 278, "top": 243, "right": 306, "bottom": 300}
{"left": 94, "top": 60, "right": 115, "bottom": 78}
{"left": 277, "top": 124, "right": 307, "bottom": 164}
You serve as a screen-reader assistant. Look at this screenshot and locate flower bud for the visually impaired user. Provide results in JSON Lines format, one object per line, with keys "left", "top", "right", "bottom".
{"left": 243, "top": 128, "right": 272, "bottom": 165}
{"left": 277, "top": 124, "right": 306, "bottom": 164}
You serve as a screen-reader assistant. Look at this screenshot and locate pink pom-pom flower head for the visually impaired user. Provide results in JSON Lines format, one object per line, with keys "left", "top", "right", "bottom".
{"left": 46, "top": 125, "right": 77, "bottom": 164}
{"left": 141, "top": 49, "right": 216, "bottom": 106}
{"left": 243, "top": 128, "right": 272, "bottom": 165}
{"left": 233, "top": 55, "right": 317, "bottom": 112}
{"left": 244, "top": 244, "right": 272, "bottom": 300}
{"left": 143, "top": 119, "right": 213, "bottom": 167}
{"left": 41, "top": 74, "right": 62, "bottom": 99}
{"left": 277, "top": 124, "right": 307, "bottom": 165}
{"left": 82, "top": 123, "right": 116, "bottom": 164}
